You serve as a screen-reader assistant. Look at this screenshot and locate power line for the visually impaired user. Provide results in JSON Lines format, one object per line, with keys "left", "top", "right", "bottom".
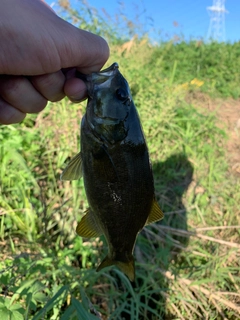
{"left": 206, "top": 0, "right": 228, "bottom": 42}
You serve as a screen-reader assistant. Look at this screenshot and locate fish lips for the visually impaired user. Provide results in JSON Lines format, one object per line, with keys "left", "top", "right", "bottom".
{"left": 76, "top": 63, "right": 118, "bottom": 96}
{"left": 76, "top": 63, "right": 131, "bottom": 102}
{"left": 79, "top": 63, "right": 132, "bottom": 143}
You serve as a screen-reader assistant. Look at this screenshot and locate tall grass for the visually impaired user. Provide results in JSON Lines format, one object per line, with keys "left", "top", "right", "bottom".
{"left": 0, "top": 1, "right": 240, "bottom": 319}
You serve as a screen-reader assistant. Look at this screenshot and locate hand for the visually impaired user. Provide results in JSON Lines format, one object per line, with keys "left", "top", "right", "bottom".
{"left": 0, "top": 0, "right": 109, "bottom": 124}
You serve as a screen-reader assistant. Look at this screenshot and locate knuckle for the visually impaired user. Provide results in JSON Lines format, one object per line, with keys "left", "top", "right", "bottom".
{"left": 31, "top": 71, "right": 65, "bottom": 101}
{"left": 0, "top": 76, "right": 23, "bottom": 98}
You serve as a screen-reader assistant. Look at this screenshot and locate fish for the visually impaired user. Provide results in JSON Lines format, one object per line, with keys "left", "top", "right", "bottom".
{"left": 61, "top": 62, "right": 163, "bottom": 281}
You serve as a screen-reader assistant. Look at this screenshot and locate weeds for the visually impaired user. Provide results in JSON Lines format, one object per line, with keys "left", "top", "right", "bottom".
{"left": 0, "top": 1, "right": 240, "bottom": 319}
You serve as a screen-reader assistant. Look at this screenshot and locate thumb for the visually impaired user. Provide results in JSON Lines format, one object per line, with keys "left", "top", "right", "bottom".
{"left": 59, "top": 23, "right": 110, "bottom": 74}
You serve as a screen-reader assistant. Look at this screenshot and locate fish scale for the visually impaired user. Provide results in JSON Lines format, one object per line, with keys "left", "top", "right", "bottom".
{"left": 61, "top": 63, "right": 164, "bottom": 281}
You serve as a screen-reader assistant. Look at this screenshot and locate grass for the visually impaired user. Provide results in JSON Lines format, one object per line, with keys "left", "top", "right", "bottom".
{"left": 1, "top": 4, "right": 240, "bottom": 320}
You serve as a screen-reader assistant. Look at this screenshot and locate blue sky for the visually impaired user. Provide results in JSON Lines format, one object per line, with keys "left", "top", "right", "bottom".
{"left": 48, "top": 0, "right": 240, "bottom": 43}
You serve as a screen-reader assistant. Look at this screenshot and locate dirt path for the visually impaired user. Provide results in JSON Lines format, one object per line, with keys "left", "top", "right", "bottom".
{"left": 187, "top": 92, "right": 240, "bottom": 177}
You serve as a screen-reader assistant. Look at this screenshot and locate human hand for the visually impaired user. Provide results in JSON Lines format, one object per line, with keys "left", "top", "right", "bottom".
{"left": 0, "top": 0, "right": 109, "bottom": 124}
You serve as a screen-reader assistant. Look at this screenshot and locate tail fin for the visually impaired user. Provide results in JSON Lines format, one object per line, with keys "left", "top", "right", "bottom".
{"left": 96, "top": 255, "right": 135, "bottom": 282}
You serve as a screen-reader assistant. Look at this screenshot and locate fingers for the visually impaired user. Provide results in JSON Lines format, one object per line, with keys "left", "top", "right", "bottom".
{"left": 0, "top": 71, "right": 67, "bottom": 124}
{"left": 0, "top": 70, "right": 87, "bottom": 124}
{"left": 30, "top": 70, "right": 65, "bottom": 102}
{"left": 0, "top": 75, "right": 47, "bottom": 114}
{"left": 64, "top": 77, "right": 87, "bottom": 102}
{"left": 0, "top": 97, "right": 26, "bottom": 124}
{"left": 0, "top": 72, "right": 88, "bottom": 124}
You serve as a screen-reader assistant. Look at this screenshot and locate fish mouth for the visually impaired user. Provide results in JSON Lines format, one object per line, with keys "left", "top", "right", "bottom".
{"left": 76, "top": 63, "right": 119, "bottom": 85}
{"left": 96, "top": 62, "right": 119, "bottom": 75}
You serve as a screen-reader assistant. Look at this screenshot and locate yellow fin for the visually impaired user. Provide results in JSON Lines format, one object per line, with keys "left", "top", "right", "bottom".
{"left": 146, "top": 198, "right": 164, "bottom": 225}
{"left": 61, "top": 152, "right": 82, "bottom": 180}
{"left": 96, "top": 256, "right": 135, "bottom": 282}
{"left": 76, "top": 208, "right": 102, "bottom": 238}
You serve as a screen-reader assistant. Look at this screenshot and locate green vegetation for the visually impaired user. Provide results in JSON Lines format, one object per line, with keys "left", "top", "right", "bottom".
{"left": 150, "top": 41, "right": 240, "bottom": 99}
{"left": 0, "top": 2, "right": 240, "bottom": 319}
{"left": 58, "top": 0, "right": 240, "bottom": 99}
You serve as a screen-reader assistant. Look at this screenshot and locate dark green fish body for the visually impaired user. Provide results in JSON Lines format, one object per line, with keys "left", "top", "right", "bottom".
{"left": 61, "top": 63, "right": 163, "bottom": 281}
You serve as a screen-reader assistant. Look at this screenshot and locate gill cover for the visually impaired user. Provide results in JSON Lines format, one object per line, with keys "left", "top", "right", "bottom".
{"left": 78, "top": 63, "right": 132, "bottom": 144}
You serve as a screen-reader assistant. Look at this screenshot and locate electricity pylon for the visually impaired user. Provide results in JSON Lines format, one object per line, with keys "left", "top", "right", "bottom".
{"left": 206, "top": 0, "right": 228, "bottom": 42}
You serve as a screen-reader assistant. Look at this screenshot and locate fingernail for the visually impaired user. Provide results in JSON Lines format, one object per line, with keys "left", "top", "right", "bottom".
{"left": 68, "top": 96, "right": 87, "bottom": 103}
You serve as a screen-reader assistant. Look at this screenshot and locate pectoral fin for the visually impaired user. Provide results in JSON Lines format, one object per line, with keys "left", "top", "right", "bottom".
{"left": 97, "top": 256, "right": 135, "bottom": 282}
{"left": 146, "top": 198, "right": 164, "bottom": 225}
{"left": 76, "top": 208, "right": 102, "bottom": 238}
{"left": 60, "top": 152, "right": 82, "bottom": 180}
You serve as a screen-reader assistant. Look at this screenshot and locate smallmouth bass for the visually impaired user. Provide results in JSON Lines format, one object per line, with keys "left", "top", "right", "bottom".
{"left": 61, "top": 63, "right": 163, "bottom": 281}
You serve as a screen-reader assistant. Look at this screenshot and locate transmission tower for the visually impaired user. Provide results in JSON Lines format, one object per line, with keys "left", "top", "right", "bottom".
{"left": 206, "top": 0, "right": 228, "bottom": 42}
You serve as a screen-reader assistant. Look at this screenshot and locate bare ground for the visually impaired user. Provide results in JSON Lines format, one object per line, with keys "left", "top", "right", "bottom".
{"left": 186, "top": 92, "right": 240, "bottom": 177}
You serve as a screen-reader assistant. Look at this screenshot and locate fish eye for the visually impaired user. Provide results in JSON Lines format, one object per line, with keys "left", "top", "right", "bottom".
{"left": 116, "top": 88, "right": 129, "bottom": 101}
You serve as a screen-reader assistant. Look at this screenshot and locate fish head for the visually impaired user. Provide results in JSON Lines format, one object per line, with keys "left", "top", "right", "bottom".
{"left": 80, "top": 63, "right": 132, "bottom": 144}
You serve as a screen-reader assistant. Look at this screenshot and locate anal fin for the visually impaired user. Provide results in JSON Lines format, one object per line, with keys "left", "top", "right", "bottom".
{"left": 146, "top": 198, "right": 164, "bottom": 225}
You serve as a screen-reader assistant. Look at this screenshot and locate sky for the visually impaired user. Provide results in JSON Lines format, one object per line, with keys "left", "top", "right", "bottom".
{"left": 48, "top": 0, "right": 240, "bottom": 43}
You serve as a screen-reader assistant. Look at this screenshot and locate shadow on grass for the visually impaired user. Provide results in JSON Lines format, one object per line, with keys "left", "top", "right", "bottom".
{"left": 119, "top": 152, "right": 194, "bottom": 319}
{"left": 0, "top": 151, "right": 194, "bottom": 319}
{"left": 154, "top": 152, "right": 194, "bottom": 240}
